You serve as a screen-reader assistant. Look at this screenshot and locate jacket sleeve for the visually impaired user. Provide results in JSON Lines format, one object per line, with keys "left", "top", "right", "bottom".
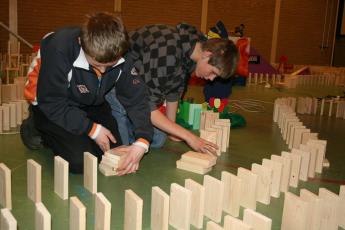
{"left": 36, "top": 49, "right": 94, "bottom": 136}
{"left": 115, "top": 65, "right": 153, "bottom": 143}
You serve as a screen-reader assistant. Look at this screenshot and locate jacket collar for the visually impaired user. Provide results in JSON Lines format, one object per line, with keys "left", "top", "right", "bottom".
{"left": 73, "top": 47, "right": 125, "bottom": 70}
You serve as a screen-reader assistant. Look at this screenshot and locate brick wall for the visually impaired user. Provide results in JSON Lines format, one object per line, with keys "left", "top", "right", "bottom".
{"left": 0, "top": 0, "right": 340, "bottom": 65}
{"left": 0, "top": 0, "right": 9, "bottom": 53}
{"left": 277, "top": 0, "right": 337, "bottom": 65}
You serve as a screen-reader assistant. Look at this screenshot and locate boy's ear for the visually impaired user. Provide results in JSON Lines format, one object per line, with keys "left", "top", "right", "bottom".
{"left": 202, "top": 51, "right": 213, "bottom": 58}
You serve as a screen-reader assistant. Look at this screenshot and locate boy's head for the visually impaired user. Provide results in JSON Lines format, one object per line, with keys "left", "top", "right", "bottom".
{"left": 80, "top": 12, "right": 128, "bottom": 64}
{"left": 195, "top": 38, "right": 239, "bottom": 80}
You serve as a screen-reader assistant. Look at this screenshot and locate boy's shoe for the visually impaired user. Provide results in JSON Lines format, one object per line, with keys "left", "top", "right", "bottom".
{"left": 20, "top": 113, "right": 43, "bottom": 150}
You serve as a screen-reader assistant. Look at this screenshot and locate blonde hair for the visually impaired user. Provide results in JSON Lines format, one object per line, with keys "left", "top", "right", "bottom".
{"left": 80, "top": 12, "right": 129, "bottom": 63}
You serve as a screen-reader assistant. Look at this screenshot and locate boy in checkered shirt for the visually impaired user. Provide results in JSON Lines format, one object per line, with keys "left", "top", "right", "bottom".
{"left": 106, "top": 23, "right": 238, "bottom": 155}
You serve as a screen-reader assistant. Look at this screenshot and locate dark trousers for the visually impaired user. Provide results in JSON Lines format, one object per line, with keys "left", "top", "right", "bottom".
{"left": 32, "top": 103, "right": 122, "bottom": 173}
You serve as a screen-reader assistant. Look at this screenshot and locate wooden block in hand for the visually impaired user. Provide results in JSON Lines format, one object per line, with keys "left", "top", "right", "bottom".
{"left": 205, "top": 127, "right": 222, "bottom": 156}
{"left": 27, "top": 159, "right": 41, "bottom": 203}
{"left": 69, "top": 196, "right": 86, "bottom": 230}
{"left": 176, "top": 160, "right": 211, "bottom": 175}
{"left": 0, "top": 163, "right": 11, "bottom": 209}
{"left": 185, "top": 179, "right": 205, "bottom": 229}
{"left": 151, "top": 187, "right": 169, "bottom": 230}
{"left": 181, "top": 151, "right": 217, "bottom": 167}
{"left": 124, "top": 189, "right": 143, "bottom": 230}
{"left": 95, "top": 192, "right": 111, "bottom": 230}
{"left": 83, "top": 152, "right": 97, "bottom": 194}
{"left": 54, "top": 156, "right": 69, "bottom": 200}
{"left": 203, "top": 175, "right": 224, "bottom": 223}
{"left": 99, "top": 163, "right": 118, "bottom": 177}
{"left": 169, "top": 183, "right": 192, "bottom": 230}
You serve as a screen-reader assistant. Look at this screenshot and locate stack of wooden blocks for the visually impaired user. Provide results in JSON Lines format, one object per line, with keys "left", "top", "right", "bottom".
{"left": 0, "top": 99, "right": 29, "bottom": 133}
{"left": 98, "top": 147, "right": 126, "bottom": 176}
{"left": 199, "top": 110, "right": 230, "bottom": 156}
{"left": 176, "top": 151, "right": 217, "bottom": 174}
{"left": 247, "top": 72, "right": 282, "bottom": 87}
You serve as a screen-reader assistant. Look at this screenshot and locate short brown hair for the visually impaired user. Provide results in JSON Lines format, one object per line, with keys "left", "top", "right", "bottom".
{"left": 201, "top": 38, "right": 239, "bottom": 79}
{"left": 80, "top": 12, "right": 129, "bottom": 63}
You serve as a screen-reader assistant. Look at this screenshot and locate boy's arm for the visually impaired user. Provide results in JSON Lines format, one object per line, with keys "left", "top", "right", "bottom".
{"left": 151, "top": 107, "right": 218, "bottom": 155}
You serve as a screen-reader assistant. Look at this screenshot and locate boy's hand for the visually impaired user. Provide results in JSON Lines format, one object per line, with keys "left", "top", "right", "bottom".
{"left": 116, "top": 145, "right": 146, "bottom": 176}
{"left": 94, "top": 126, "right": 116, "bottom": 152}
{"left": 186, "top": 134, "right": 218, "bottom": 155}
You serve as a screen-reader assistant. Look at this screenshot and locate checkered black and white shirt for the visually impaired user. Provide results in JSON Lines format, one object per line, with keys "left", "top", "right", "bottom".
{"left": 129, "top": 23, "right": 206, "bottom": 110}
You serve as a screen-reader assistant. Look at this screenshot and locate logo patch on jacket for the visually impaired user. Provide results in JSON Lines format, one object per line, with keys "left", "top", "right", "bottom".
{"left": 77, "top": 85, "right": 90, "bottom": 93}
{"left": 131, "top": 67, "right": 138, "bottom": 76}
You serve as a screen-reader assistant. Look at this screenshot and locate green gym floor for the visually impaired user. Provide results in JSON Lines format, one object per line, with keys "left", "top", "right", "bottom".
{"left": 1, "top": 84, "right": 345, "bottom": 229}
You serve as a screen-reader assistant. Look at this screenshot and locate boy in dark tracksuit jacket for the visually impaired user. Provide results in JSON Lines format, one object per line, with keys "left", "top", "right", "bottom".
{"left": 21, "top": 13, "right": 153, "bottom": 174}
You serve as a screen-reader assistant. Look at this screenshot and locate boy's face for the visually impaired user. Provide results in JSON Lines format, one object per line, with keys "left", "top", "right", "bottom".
{"left": 194, "top": 52, "right": 221, "bottom": 81}
{"left": 85, "top": 54, "right": 119, "bottom": 74}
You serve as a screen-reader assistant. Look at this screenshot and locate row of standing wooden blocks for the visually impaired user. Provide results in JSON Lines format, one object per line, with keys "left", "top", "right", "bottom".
{"left": 0, "top": 100, "right": 29, "bottom": 133}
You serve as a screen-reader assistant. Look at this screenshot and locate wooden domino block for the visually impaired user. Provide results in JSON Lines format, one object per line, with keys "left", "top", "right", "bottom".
{"left": 301, "top": 132, "right": 318, "bottom": 145}
{"left": 8, "top": 103, "right": 16, "bottom": 128}
{"left": 243, "top": 208, "right": 272, "bottom": 230}
{"left": 169, "top": 183, "right": 192, "bottom": 230}
{"left": 251, "top": 163, "right": 272, "bottom": 205}
{"left": 151, "top": 187, "right": 169, "bottom": 230}
{"left": 288, "top": 125, "right": 305, "bottom": 149}
{"left": 0, "top": 163, "right": 11, "bottom": 209}
{"left": 281, "top": 192, "right": 308, "bottom": 230}
{"left": 181, "top": 151, "right": 217, "bottom": 167}
{"left": 212, "top": 124, "right": 227, "bottom": 152}
{"left": 299, "top": 189, "right": 322, "bottom": 230}
{"left": 299, "top": 144, "right": 316, "bottom": 178}
{"left": 285, "top": 121, "right": 302, "bottom": 144}
{"left": 200, "top": 111, "right": 207, "bottom": 130}
{"left": 104, "top": 147, "right": 127, "bottom": 166}
{"left": 124, "top": 190, "right": 143, "bottom": 230}
{"left": 2, "top": 105, "right": 10, "bottom": 131}
{"left": 83, "top": 152, "right": 97, "bottom": 194}
{"left": 262, "top": 159, "right": 282, "bottom": 198}
{"left": 291, "top": 148, "right": 310, "bottom": 181}
{"left": 281, "top": 151, "right": 301, "bottom": 188}
{"left": 1, "top": 84, "right": 17, "bottom": 103}
{"left": 307, "top": 140, "right": 326, "bottom": 173}
{"left": 203, "top": 175, "right": 224, "bottom": 223}
{"left": 339, "top": 186, "right": 345, "bottom": 229}
{"left": 0, "top": 208, "right": 17, "bottom": 230}
{"left": 205, "top": 127, "right": 222, "bottom": 155}
{"left": 200, "top": 129, "right": 217, "bottom": 148}
{"left": 35, "top": 202, "right": 51, "bottom": 230}
{"left": 271, "top": 155, "right": 291, "bottom": 192}
{"left": 176, "top": 160, "right": 212, "bottom": 175}
{"left": 318, "top": 188, "right": 339, "bottom": 230}
{"left": 214, "top": 120, "right": 230, "bottom": 149}
{"left": 221, "top": 171, "right": 242, "bottom": 217}
{"left": 185, "top": 179, "right": 205, "bottom": 229}
{"left": 224, "top": 215, "right": 252, "bottom": 230}
{"left": 0, "top": 106, "right": 3, "bottom": 133}
{"left": 13, "top": 101, "right": 22, "bottom": 125}
{"left": 98, "top": 163, "right": 118, "bottom": 176}
{"left": 206, "top": 221, "right": 223, "bottom": 230}
{"left": 95, "top": 192, "right": 111, "bottom": 230}
{"left": 237, "top": 167, "right": 258, "bottom": 210}
{"left": 69, "top": 196, "right": 86, "bottom": 230}
{"left": 292, "top": 128, "right": 310, "bottom": 149}
{"left": 54, "top": 156, "right": 69, "bottom": 200}
{"left": 27, "top": 159, "right": 41, "bottom": 203}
